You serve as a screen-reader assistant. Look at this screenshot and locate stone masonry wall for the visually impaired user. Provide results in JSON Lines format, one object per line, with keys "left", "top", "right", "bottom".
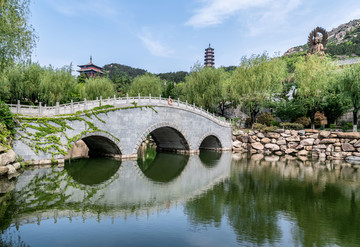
{"left": 232, "top": 129, "right": 360, "bottom": 161}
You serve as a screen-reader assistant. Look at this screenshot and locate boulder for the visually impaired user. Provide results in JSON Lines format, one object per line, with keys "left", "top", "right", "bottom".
{"left": 251, "top": 154, "right": 264, "bottom": 161}
{"left": 305, "top": 146, "right": 313, "bottom": 151}
{"left": 298, "top": 130, "right": 306, "bottom": 136}
{"left": 319, "top": 139, "right": 337, "bottom": 144}
{"left": 297, "top": 150, "right": 309, "bottom": 156}
{"left": 260, "top": 138, "right": 271, "bottom": 144}
{"left": 337, "top": 132, "right": 360, "bottom": 139}
{"left": 345, "top": 156, "right": 360, "bottom": 164}
{"left": 305, "top": 129, "right": 319, "bottom": 133}
{"left": 286, "top": 136, "right": 300, "bottom": 142}
{"left": 0, "top": 166, "right": 8, "bottom": 174}
{"left": 326, "top": 144, "right": 334, "bottom": 152}
{"left": 264, "top": 143, "right": 280, "bottom": 151}
{"left": 313, "top": 144, "right": 327, "bottom": 149}
{"left": 266, "top": 132, "right": 280, "bottom": 138}
{"left": 342, "top": 143, "right": 355, "bottom": 152}
{"left": 276, "top": 139, "right": 286, "bottom": 145}
{"left": 281, "top": 133, "right": 291, "bottom": 137}
{"left": 285, "top": 148, "right": 297, "bottom": 154}
{"left": 6, "top": 165, "right": 16, "bottom": 175}
{"left": 239, "top": 135, "right": 249, "bottom": 143}
{"left": 319, "top": 130, "right": 331, "bottom": 138}
{"left": 0, "top": 150, "right": 17, "bottom": 167}
{"left": 251, "top": 142, "right": 264, "bottom": 150}
{"left": 65, "top": 140, "right": 89, "bottom": 159}
{"left": 274, "top": 151, "right": 283, "bottom": 156}
{"left": 12, "top": 162, "right": 21, "bottom": 170}
{"left": 233, "top": 140, "right": 242, "bottom": 148}
{"left": 274, "top": 129, "right": 285, "bottom": 133}
{"left": 257, "top": 132, "right": 265, "bottom": 138}
{"left": 265, "top": 155, "right": 280, "bottom": 162}
{"left": 288, "top": 142, "right": 298, "bottom": 149}
{"left": 309, "top": 134, "right": 319, "bottom": 139}
{"left": 353, "top": 140, "right": 360, "bottom": 148}
{"left": 300, "top": 138, "right": 315, "bottom": 146}
{"left": 233, "top": 129, "right": 245, "bottom": 136}
{"left": 0, "top": 145, "right": 7, "bottom": 153}
{"left": 290, "top": 130, "right": 298, "bottom": 136}
{"left": 296, "top": 144, "right": 304, "bottom": 150}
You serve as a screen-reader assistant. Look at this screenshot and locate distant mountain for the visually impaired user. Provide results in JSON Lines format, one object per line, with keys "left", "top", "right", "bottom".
{"left": 284, "top": 19, "right": 360, "bottom": 58}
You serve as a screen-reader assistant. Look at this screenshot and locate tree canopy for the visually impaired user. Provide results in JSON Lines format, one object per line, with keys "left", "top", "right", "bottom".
{"left": 0, "top": 0, "right": 37, "bottom": 72}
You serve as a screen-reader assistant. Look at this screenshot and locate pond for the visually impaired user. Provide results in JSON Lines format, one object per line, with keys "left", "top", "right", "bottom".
{"left": 0, "top": 151, "right": 360, "bottom": 246}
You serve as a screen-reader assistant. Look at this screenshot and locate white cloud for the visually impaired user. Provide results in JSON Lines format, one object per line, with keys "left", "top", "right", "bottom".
{"left": 186, "top": 0, "right": 270, "bottom": 28}
{"left": 138, "top": 30, "right": 174, "bottom": 57}
{"left": 186, "top": 0, "right": 302, "bottom": 32}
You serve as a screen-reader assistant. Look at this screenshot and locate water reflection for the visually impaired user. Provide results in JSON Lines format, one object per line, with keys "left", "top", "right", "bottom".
{"left": 138, "top": 152, "right": 189, "bottom": 183}
{"left": 199, "top": 151, "right": 222, "bottom": 168}
{"left": 65, "top": 158, "right": 121, "bottom": 185}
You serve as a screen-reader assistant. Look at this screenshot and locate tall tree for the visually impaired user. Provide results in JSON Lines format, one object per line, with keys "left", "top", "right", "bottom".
{"left": 294, "top": 55, "right": 336, "bottom": 129}
{"left": 0, "top": 0, "right": 37, "bottom": 72}
{"left": 129, "top": 73, "right": 164, "bottom": 97}
{"left": 231, "top": 53, "right": 287, "bottom": 125}
{"left": 183, "top": 64, "right": 230, "bottom": 113}
{"left": 339, "top": 63, "right": 360, "bottom": 131}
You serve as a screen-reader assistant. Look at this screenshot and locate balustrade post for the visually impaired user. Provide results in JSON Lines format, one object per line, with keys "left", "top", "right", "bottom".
{"left": 17, "top": 100, "right": 20, "bottom": 114}
{"left": 70, "top": 100, "right": 74, "bottom": 114}
{"left": 138, "top": 93, "right": 141, "bottom": 104}
{"left": 126, "top": 94, "right": 129, "bottom": 104}
{"left": 177, "top": 98, "right": 179, "bottom": 106}
{"left": 186, "top": 100, "right": 188, "bottom": 109}
{"left": 56, "top": 102, "right": 59, "bottom": 115}
{"left": 149, "top": 93, "right": 151, "bottom": 103}
{"left": 84, "top": 98, "right": 87, "bottom": 110}
{"left": 159, "top": 95, "right": 162, "bottom": 103}
{"left": 113, "top": 95, "right": 116, "bottom": 105}
{"left": 39, "top": 102, "right": 42, "bottom": 116}
{"left": 193, "top": 103, "right": 195, "bottom": 111}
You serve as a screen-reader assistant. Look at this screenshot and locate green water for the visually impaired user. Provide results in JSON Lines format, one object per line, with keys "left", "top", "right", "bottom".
{"left": 1, "top": 152, "right": 360, "bottom": 246}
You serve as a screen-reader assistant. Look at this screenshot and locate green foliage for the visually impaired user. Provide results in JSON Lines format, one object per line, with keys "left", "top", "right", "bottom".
{"left": 338, "top": 63, "right": 360, "bottom": 130}
{"left": 158, "top": 71, "right": 188, "bottom": 83}
{"left": 253, "top": 123, "right": 266, "bottom": 130}
{"left": 294, "top": 55, "right": 336, "bottom": 128}
{"left": 279, "top": 122, "right": 304, "bottom": 130}
{"left": 329, "top": 124, "right": 337, "bottom": 129}
{"left": 256, "top": 112, "right": 275, "bottom": 126}
{"left": 0, "top": 100, "right": 16, "bottom": 135}
{"left": 80, "top": 77, "right": 115, "bottom": 100}
{"left": 231, "top": 53, "right": 287, "bottom": 124}
{"left": 129, "top": 73, "right": 164, "bottom": 97}
{"left": 103, "top": 63, "right": 147, "bottom": 79}
{"left": 295, "top": 116, "right": 311, "bottom": 127}
{"left": 0, "top": 0, "right": 37, "bottom": 73}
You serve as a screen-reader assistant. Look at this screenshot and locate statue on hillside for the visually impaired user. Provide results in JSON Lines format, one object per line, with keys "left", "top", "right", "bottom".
{"left": 307, "top": 26, "right": 328, "bottom": 56}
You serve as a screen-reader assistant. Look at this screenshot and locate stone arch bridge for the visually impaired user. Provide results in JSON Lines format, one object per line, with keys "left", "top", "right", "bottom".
{"left": 9, "top": 96, "right": 232, "bottom": 161}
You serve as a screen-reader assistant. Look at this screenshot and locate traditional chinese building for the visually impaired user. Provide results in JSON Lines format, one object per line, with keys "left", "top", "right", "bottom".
{"left": 204, "top": 44, "right": 214, "bottom": 67}
{"left": 77, "top": 56, "right": 104, "bottom": 77}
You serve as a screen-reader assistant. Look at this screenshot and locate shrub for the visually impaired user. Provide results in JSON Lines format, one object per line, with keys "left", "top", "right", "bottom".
{"left": 0, "top": 100, "right": 16, "bottom": 135}
{"left": 256, "top": 112, "right": 275, "bottom": 126}
{"left": 295, "top": 116, "right": 311, "bottom": 127}
{"left": 314, "top": 112, "right": 327, "bottom": 126}
{"left": 253, "top": 123, "right": 266, "bottom": 130}
{"left": 263, "top": 126, "right": 278, "bottom": 132}
{"left": 270, "top": 120, "right": 280, "bottom": 127}
{"left": 329, "top": 123, "right": 337, "bottom": 129}
{"left": 280, "top": 122, "right": 304, "bottom": 130}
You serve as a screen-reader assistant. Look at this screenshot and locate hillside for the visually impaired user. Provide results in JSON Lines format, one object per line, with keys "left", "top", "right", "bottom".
{"left": 103, "top": 63, "right": 147, "bottom": 79}
{"left": 284, "top": 19, "right": 360, "bottom": 58}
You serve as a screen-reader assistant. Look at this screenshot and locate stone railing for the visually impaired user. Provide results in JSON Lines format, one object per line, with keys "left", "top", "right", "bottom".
{"left": 7, "top": 94, "right": 231, "bottom": 127}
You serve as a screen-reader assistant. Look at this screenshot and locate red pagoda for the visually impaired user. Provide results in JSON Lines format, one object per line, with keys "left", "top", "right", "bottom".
{"left": 204, "top": 44, "right": 214, "bottom": 67}
{"left": 77, "top": 56, "right": 104, "bottom": 77}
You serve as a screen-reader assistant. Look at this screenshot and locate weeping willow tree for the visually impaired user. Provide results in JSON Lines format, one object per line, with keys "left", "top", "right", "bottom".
{"left": 80, "top": 77, "right": 115, "bottom": 100}
{"left": 231, "top": 53, "right": 287, "bottom": 125}
{"left": 339, "top": 63, "right": 360, "bottom": 132}
{"left": 38, "top": 66, "right": 77, "bottom": 105}
{"left": 0, "top": 0, "right": 37, "bottom": 73}
{"left": 128, "top": 73, "right": 163, "bottom": 97}
{"left": 294, "top": 55, "right": 336, "bottom": 129}
{"left": 183, "top": 64, "right": 230, "bottom": 113}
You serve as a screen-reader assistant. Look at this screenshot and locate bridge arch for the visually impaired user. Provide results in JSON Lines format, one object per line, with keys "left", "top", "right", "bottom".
{"left": 197, "top": 133, "right": 223, "bottom": 151}
{"left": 68, "top": 131, "right": 122, "bottom": 158}
{"left": 132, "top": 122, "right": 192, "bottom": 154}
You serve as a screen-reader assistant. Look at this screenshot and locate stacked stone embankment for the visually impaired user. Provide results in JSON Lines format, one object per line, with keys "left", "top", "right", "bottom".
{"left": 0, "top": 148, "right": 20, "bottom": 178}
{"left": 232, "top": 129, "right": 360, "bottom": 161}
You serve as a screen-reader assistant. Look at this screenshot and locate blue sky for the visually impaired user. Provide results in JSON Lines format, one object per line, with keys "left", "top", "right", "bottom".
{"left": 30, "top": 0, "right": 360, "bottom": 74}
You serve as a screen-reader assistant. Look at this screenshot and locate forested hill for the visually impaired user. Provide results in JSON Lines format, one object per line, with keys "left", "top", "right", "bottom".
{"left": 284, "top": 19, "right": 360, "bottom": 58}
{"left": 103, "top": 63, "right": 147, "bottom": 79}
{"left": 104, "top": 63, "right": 189, "bottom": 83}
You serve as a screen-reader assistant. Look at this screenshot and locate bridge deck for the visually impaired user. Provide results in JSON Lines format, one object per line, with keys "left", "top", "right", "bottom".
{"left": 8, "top": 96, "right": 231, "bottom": 127}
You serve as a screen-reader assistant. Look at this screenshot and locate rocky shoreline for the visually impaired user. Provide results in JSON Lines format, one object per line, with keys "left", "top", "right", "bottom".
{"left": 232, "top": 129, "right": 360, "bottom": 162}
